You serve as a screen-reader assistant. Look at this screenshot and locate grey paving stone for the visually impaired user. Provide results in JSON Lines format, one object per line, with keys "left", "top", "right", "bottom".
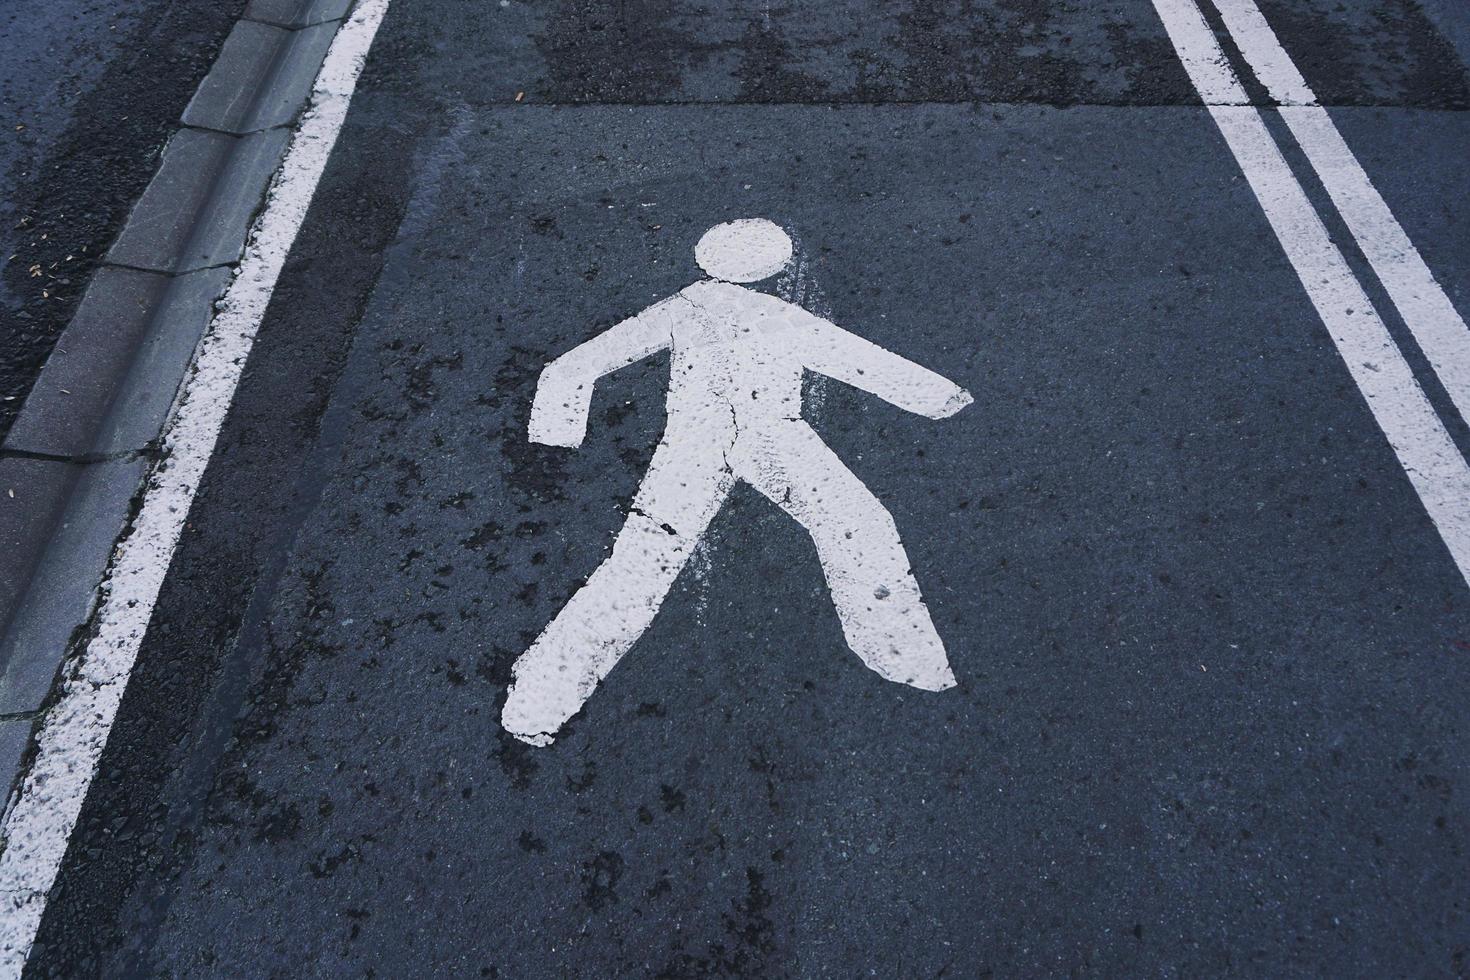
{"left": 244, "top": 0, "right": 351, "bottom": 29}
{"left": 0, "top": 458, "right": 71, "bottom": 641}
{"left": 182, "top": 20, "right": 337, "bottom": 134}
{"left": 4, "top": 267, "right": 231, "bottom": 458}
{"left": 0, "top": 717, "right": 33, "bottom": 806}
{"left": 105, "top": 127, "right": 290, "bottom": 274}
{"left": 0, "top": 455, "right": 147, "bottom": 715}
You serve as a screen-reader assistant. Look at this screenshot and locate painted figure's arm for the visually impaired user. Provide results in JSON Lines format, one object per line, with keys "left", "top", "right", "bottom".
{"left": 791, "top": 312, "right": 973, "bottom": 419}
{"left": 529, "top": 299, "right": 677, "bottom": 447}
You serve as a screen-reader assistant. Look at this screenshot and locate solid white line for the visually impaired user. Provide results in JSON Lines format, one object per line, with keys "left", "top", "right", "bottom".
{"left": 1206, "top": 0, "right": 1314, "bottom": 104}
{"left": 1151, "top": 0, "right": 1470, "bottom": 585}
{"left": 0, "top": 0, "right": 391, "bottom": 972}
{"left": 1211, "top": 0, "right": 1470, "bottom": 430}
{"left": 1152, "top": 0, "right": 1251, "bottom": 105}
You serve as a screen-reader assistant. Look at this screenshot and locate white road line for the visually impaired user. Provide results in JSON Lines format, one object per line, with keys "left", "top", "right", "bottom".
{"left": 1206, "top": 0, "right": 1315, "bottom": 105}
{"left": 1151, "top": 0, "right": 1470, "bottom": 585}
{"left": 0, "top": 0, "right": 391, "bottom": 972}
{"left": 1211, "top": 0, "right": 1470, "bottom": 429}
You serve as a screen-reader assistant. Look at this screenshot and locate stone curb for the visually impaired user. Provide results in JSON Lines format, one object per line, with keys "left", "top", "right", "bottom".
{"left": 104, "top": 128, "right": 292, "bottom": 274}
{"left": 4, "top": 267, "right": 232, "bottom": 458}
{"left": 183, "top": 20, "right": 340, "bottom": 135}
{"left": 246, "top": 0, "right": 353, "bottom": 31}
{"left": 0, "top": 0, "right": 358, "bottom": 802}
{"left": 0, "top": 456, "right": 149, "bottom": 716}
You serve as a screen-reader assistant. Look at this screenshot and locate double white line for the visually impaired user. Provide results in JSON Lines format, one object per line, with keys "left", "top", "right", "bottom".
{"left": 1154, "top": 0, "right": 1470, "bottom": 586}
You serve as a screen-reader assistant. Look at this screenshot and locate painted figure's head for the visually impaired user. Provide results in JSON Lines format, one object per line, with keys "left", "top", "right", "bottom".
{"left": 695, "top": 218, "right": 793, "bottom": 283}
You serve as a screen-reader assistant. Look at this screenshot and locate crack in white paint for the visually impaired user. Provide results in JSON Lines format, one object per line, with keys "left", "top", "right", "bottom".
{"left": 777, "top": 230, "right": 834, "bottom": 418}
{"left": 0, "top": 1, "right": 392, "bottom": 972}
{"left": 504, "top": 219, "right": 972, "bottom": 745}
{"left": 1152, "top": 0, "right": 1470, "bottom": 588}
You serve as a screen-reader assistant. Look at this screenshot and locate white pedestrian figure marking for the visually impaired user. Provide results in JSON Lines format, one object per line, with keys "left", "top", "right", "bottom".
{"left": 503, "top": 219, "right": 973, "bottom": 745}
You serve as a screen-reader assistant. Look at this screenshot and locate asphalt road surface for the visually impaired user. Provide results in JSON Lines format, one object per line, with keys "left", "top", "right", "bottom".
{"left": 0, "top": 0, "right": 243, "bottom": 439}
{"left": 12, "top": 0, "right": 1470, "bottom": 976}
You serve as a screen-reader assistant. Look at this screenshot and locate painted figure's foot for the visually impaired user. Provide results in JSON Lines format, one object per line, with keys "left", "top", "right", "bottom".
{"left": 865, "top": 644, "right": 957, "bottom": 692}
{"left": 910, "top": 660, "right": 958, "bottom": 692}
{"left": 501, "top": 674, "right": 580, "bottom": 747}
{"left": 846, "top": 607, "right": 957, "bottom": 692}
{"left": 509, "top": 728, "right": 555, "bottom": 748}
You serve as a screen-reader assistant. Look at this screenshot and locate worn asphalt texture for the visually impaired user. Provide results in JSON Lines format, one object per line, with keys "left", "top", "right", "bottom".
{"left": 19, "top": 1, "right": 1470, "bottom": 976}
{"left": 0, "top": 0, "right": 245, "bottom": 440}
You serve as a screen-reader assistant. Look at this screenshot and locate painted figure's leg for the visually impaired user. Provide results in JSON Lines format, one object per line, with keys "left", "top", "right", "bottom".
{"left": 736, "top": 424, "right": 956, "bottom": 691}
{"left": 502, "top": 438, "right": 733, "bottom": 745}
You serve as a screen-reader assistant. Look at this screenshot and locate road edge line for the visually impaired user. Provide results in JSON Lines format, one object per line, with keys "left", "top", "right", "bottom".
{"left": 0, "top": 2, "right": 361, "bottom": 798}
{"left": 0, "top": 0, "right": 391, "bottom": 972}
{"left": 1210, "top": 0, "right": 1470, "bottom": 430}
{"left": 1151, "top": 0, "right": 1470, "bottom": 586}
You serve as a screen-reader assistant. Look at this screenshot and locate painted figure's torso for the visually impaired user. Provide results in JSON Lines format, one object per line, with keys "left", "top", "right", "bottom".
{"left": 661, "top": 279, "right": 808, "bottom": 437}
